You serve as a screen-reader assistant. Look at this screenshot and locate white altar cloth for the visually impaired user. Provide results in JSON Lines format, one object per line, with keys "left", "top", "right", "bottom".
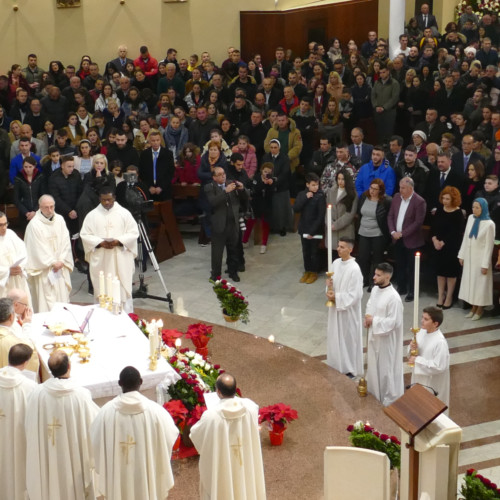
{"left": 32, "top": 303, "right": 180, "bottom": 399}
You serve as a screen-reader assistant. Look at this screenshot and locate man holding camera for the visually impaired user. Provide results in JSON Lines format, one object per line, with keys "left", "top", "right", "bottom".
{"left": 206, "top": 166, "right": 248, "bottom": 282}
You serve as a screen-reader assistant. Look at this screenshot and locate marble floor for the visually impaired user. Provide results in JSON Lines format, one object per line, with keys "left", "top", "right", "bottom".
{"left": 70, "top": 224, "right": 500, "bottom": 495}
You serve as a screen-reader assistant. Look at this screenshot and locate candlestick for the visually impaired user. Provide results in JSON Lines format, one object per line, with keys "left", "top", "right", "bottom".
{"left": 413, "top": 252, "right": 420, "bottom": 330}
{"left": 325, "top": 271, "right": 335, "bottom": 307}
{"left": 106, "top": 273, "right": 113, "bottom": 299}
{"left": 112, "top": 277, "right": 121, "bottom": 305}
{"left": 327, "top": 204, "right": 333, "bottom": 272}
{"left": 149, "top": 320, "right": 157, "bottom": 358}
{"left": 99, "top": 271, "right": 105, "bottom": 297}
{"left": 175, "top": 338, "right": 182, "bottom": 349}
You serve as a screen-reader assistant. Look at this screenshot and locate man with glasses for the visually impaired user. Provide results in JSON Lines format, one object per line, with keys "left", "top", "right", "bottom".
{"left": 0, "top": 212, "right": 31, "bottom": 304}
{"left": 7, "top": 288, "right": 32, "bottom": 341}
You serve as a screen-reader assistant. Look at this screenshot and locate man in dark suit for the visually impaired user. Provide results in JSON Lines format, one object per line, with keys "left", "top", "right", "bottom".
{"left": 106, "top": 130, "right": 140, "bottom": 169}
{"left": 414, "top": 109, "right": 449, "bottom": 145}
{"left": 386, "top": 135, "right": 403, "bottom": 168}
{"left": 108, "top": 45, "right": 134, "bottom": 75}
{"left": 138, "top": 131, "right": 175, "bottom": 201}
{"left": 451, "top": 134, "right": 485, "bottom": 177}
{"left": 266, "top": 47, "right": 293, "bottom": 80}
{"left": 262, "top": 78, "right": 282, "bottom": 110}
{"left": 426, "top": 151, "right": 463, "bottom": 211}
{"left": 349, "top": 127, "right": 373, "bottom": 164}
{"left": 205, "top": 167, "right": 248, "bottom": 282}
{"left": 387, "top": 177, "right": 427, "bottom": 302}
{"left": 416, "top": 3, "right": 439, "bottom": 36}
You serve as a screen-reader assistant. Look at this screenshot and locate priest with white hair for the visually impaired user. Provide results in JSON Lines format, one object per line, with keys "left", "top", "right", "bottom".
{"left": 7, "top": 288, "right": 33, "bottom": 341}
{"left": 0, "top": 211, "right": 31, "bottom": 304}
{"left": 24, "top": 195, "right": 73, "bottom": 313}
{"left": 0, "top": 344, "right": 37, "bottom": 500}
{"left": 91, "top": 366, "right": 179, "bottom": 500}
{"left": 80, "top": 185, "right": 139, "bottom": 313}
{"left": 190, "top": 373, "right": 266, "bottom": 500}
{"left": 25, "top": 350, "right": 99, "bottom": 500}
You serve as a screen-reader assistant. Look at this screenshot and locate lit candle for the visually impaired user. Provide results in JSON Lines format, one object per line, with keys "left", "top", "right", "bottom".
{"left": 268, "top": 335, "right": 275, "bottom": 343}
{"left": 175, "top": 338, "right": 182, "bottom": 349}
{"left": 327, "top": 204, "right": 333, "bottom": 272}
{"left": 99, "top": 271, "right": 105, "bottom": 296}
{"left": 413, "top": 252, "right": 420, "bottom": 329}
{"left": 106, "top": 273, "right": 113, "bottom": 298}
{"left": 112, "top": 277, "right": 121, "bottom": 305}
{"left": 149, "top": 320, "right": 157, "bottom": 357}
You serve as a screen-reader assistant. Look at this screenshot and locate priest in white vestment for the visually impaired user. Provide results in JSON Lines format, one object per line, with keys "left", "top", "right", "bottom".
{"left": 24, "top": 195, "right": 73, "bottom": 313}
{"left": 408, "top": 306, "right": 450, "bottom": 412}
{"left": 0, "top": 298, "right": 39, "bottom": 374}
{"left": 0, "top": 212, "right": 31, "bottom": 305}
{"left": 326, "top": 238, "right": 364, "bottom": 377}
{"left": 0, "top": 344, "right": 37, "bottom": 500}
{"left": 8, "top": 288, "right": 34, "bottom": 341}
{"left": 80, "top": 186, "right": 139, "bottom": 313}
{"left": 25, "top": 350, "right": 99, "bottom": 500}
{"left": 190, "top": 373, "right": 266, "bottom": 500}
{"left": 365, "top": 263, "right": 404, "bottom": 406}
{"left": 91, "top": 366, "right": 179, "bottom": 500}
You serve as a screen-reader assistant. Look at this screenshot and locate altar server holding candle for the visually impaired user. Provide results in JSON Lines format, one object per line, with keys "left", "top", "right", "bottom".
{"left": 81, "top": 185, "right": 139, "bottom": 313}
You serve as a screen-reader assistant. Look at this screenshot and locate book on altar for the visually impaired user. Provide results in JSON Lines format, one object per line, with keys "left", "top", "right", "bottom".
{"left": 203, "top": 392, "right": 220, "bottom": 409}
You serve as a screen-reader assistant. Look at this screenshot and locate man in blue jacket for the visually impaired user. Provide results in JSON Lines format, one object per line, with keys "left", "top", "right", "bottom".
{"left": 355, "top": 146, "right": 396, "bottom": 196}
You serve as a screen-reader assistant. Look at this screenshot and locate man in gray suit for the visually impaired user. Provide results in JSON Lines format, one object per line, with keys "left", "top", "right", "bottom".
{"left": 205, "top": 167, "right": 248, "bottom": 282}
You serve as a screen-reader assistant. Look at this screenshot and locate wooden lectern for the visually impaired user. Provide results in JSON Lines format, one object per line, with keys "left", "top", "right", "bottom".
{"left": 383, "top": 384, "right": 447, "bottom": 500}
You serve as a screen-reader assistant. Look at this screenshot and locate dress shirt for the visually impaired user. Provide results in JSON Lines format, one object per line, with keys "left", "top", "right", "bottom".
{"left": 396, "top": 194, "right": 413, "bottom": 232}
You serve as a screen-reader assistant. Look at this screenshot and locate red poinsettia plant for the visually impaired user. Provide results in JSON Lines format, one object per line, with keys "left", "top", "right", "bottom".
{"left": 185, "top": 323, "right": 213, "bottom": 347}
{"left": 161, "top": 328, "right": 184, "bottom": 347}
{"left": 164, "top": 399, "right": 190, "bottom": 427}
{"left": 258, "top": 403, "right": 298, "bottom": 430}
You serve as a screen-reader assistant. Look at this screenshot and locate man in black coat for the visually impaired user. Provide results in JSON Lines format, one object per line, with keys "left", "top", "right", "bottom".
{"left": 205, "top": 166, "right": 248, "bottom": 282}
{"left": 106, "top": 131, "right": 140, "bottom": 169}
{"left": 40, "top": 86, "right": 68, "bottom": 129}
{"left": 451, "top": 134, "right": 485, "bottom": 177}
{"left": 108, "top": 45, "right": 134, "bottom": 76}
{"left": 426, "top": 151, "right": 463, "bottom": 211}
{"left": 138, "top": 131, "right": 175, "bottom": 201}
{"left": 188, "top": 107, "right": 218, "bottom": 148}
{"left": 414, "top": 109, "right": 449, "bottom": 145}
{"left": 307, "top": 136, "right": 336, "bottom": 176}
{"left": 239, "top": 111, "right": 268, "bottom": 163}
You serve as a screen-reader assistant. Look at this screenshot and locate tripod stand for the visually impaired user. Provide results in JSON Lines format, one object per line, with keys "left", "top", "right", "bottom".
{"left": 133, "top": 218, "right": 174, "bottom": 312}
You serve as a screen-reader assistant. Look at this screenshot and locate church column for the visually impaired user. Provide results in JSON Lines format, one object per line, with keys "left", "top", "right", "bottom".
{"left": 388, "top": 0, "right": 406, "bottom": 56}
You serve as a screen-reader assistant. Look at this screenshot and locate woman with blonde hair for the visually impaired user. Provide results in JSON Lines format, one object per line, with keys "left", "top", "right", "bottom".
{"left": 326, "top": 71, "right": 343, "bottom": 100}
{"left": 9, "top": 120, "right": 22, "bottom": 143}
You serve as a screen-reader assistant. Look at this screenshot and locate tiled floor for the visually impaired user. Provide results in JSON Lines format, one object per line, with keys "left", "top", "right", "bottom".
{"left": 70, "top": 226, "right": 500, "bottom": 495}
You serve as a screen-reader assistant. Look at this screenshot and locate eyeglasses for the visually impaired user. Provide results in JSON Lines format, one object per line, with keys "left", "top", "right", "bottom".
{"left": 0, "top": 222, "right": 8, "bottom": 228}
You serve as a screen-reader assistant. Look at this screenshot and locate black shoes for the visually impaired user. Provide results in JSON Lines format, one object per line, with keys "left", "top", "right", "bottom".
{"left": 228, "top": 273, "right": 240, "bottom": 282}
{"left": 75, "top": 260, "right": 88, "bottom": 274}
{"left": 405, "top": 293, "right": 414, "bottom": 302}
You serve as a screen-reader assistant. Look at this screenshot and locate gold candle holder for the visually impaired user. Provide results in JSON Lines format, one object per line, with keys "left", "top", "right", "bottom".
{"left": 325, "top": 271, "right": 335, "bottom": 307}
{"left": 98, "top": 294, "right": 107, "bottom": 308}
{"left": 79, "top": 348, "right": 91, "bottom": 363}
{"left": 112, "top": 302, "right": 121, "bottom": 315}
{"left": 106, "top": 297, "right": 113, "bottom": 312}
{"left": 357, "top": 377, "right": 367, "bottom": 397}
{"left": 408, "top": 327, "right": 419, "bottom": 367}
{"left": 149, "top": 355, "right": 157, "bottom": 371}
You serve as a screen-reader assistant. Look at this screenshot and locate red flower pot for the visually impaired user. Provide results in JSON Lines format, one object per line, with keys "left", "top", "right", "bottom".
{"left": 269, "top": 422, "right": 286, "bottom": 446}
{"left": 191, "top": 334, "right": 210, "bottom": 357}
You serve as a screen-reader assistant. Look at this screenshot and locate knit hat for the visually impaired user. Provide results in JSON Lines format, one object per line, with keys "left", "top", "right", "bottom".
{"left": 412, "top": 130, "right": 427, "bottom": 142}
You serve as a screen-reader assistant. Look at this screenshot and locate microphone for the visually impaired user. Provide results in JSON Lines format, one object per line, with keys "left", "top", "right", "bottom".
{"left": 405, "top": 383, "right": 438, "bottom": 396}
{"left": 63, "top": 306, "right": 82, "bottom": 333}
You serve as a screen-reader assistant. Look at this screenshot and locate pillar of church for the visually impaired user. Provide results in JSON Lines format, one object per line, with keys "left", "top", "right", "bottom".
{"left": 388, "top": 0, "right": 406, "bottom": 56}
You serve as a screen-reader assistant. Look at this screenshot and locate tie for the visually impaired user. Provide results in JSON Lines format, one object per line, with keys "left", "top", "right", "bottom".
{"left": 356, "top": 145, "right": 361, "bottom": 157}
{"left": 440, "top": 172, "right": 445, "bottom": 187}
{"left": 463, "top": 155, "right": 468, "bottom": 171}
{"left": 219, "top": 184, "right": 225, "bottom": 191}
{"left": 153, "top": 151, "right": 159, "bottom": 184}
{"left": 424, "top": 15, "right": 428, "bottom": 27}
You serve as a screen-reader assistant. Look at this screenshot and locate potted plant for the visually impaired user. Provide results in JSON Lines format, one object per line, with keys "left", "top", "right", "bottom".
{"left": 210, "top": 278, "right": 250, "bottom": 323}
{"left": 184, "top": 323, "right": 213, "bottom": 357}
{"left": 258, "top": 403, "right": 298, "bottom": 445}
{"left": 460, "top": 469, "right": 500, "bottom": 499}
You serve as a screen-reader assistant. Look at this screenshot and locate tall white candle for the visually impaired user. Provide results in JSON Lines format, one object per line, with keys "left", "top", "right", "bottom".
{"left": 413, "top": 252, "right": 421, "bottom": 329}
{"left": 99, "top": 271, "right": 105, "bottom": 296}
{"left": 106, "top": 273, "right": 113, "bottom": 298}
{"left": 149, "top": 320, "right": 158, "bottom": 357}
{"left": 327, "top": 204, "right": 333, "bottom": 272}
{"left": 112, "top": 277, "right": 121, "bottom": 305}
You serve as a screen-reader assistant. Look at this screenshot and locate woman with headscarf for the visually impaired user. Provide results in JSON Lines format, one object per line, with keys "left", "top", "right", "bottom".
{"left": 458, "top": 197, "right": 495, "bottom": 320}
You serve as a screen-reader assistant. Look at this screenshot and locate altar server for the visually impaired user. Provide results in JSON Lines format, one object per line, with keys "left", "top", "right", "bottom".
{"left": 364, "top": 262, "right": 404, "bottom": 406}
{"left": 408, "top": 306, "right": 450, "bottom": 410}
{"left": 0, "top": 212, "right": 31, "bottom": 304}
{"left": 80, "top": 185, "right": 138, "bottom": 313}
{"left": 190, "top": 373, "right": 266, "bottom": 500}
{"left": 0, "top": 344, "right": 37, "bottom": 500}
{"left": 91, "top": 366, "right": 179, "bottom": 500}
{"left": 25, "top": 350, "right": 99, "bottom": 500}
{"left": 325, "top": 237, "right": 364, "bottom": 377}
{"left": 25, "top": 195, "right": 73, "bottom": 313}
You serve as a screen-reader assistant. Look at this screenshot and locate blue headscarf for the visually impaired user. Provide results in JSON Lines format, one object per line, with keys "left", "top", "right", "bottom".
{"left": 469, "top": 197, "right": 491, "bottom": 239}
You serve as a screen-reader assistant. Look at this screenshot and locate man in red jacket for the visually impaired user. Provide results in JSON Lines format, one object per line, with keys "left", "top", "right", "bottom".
{"left": 133, "top": 46, "right": 158, "bottom": 81}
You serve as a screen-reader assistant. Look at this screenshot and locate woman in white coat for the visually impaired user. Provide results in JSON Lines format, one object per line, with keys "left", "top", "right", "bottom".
{"left": 458, "top": 198, "right": 495, "bottom": 320}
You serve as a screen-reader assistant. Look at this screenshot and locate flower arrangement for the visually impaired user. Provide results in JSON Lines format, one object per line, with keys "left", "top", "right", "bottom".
{"left": 460, "top": 469, "right": 500, "bottom": 499}
{"left": 128, "top": 313, "right": 148, "bottom": 336}
{"left": 258, "top": 403, "right": 299, "bottom": 429}
{"left": 346, "top": 421, "right": 401, "bottom": 469}
{"left": 454, "top": 0, "right": 499, "bottom": 21}
{"left": 210, "top": 278, "right": 250, "bottom": 323}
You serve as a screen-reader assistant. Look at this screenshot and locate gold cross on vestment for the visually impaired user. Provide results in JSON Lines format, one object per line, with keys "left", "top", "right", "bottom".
{"left": 230, "top": 437, "right": 243, "bottom": 466}
{"left": 104, "top": 218, "right": 114, "bottom": 237}
{"left": 47, "top": 235, "right": 58, "bottom": 253}
{"left": 47, "top": 417, "right": 62, "bottom": 446}
{"left": 120, "top": 435, "right": 136, "bottom": 464}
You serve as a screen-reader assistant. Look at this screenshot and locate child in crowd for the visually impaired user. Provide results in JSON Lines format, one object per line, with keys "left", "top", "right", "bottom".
{"left": 293, "top": 172, "right": 326, "bottom": 284}
{"left": 243, "top": 162, "right": 275, "bottom": 254}
{"left": 231, "top": 135, "right": 257, "bottom": 179}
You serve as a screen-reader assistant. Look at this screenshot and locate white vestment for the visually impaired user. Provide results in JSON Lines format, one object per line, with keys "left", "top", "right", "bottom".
{"left": 458, "top": 216, "right": 495, "bottom": 306}
{"left": 80, "top": 203, "right": 138, "bottom": 312}
{"left": 0, "top": 365, "right": 37, "bottom": 500}
{"left": 90, "top": 391, "right": 179, "bottom": 500}
{"left": 25, "top": 377, "right": 99, "bottom": 500}
{"left": 190, "top": 397, "right": 266, "bottom": 500}
{"left": 365, "top": 284, "right": 404, "bottom": 406}
{"left": 0, "top": 324, "right": 39, "bottom": 374}
{"left": 326, "top": 257, "right": 364, "bottom": 376}
{"left": 410, "top": 328, "right": 450, "bottom": 412}
{"left": 0, "top": 228, "right": 31, "bottom": 305}
{"left": 25, "top": 210, "right": 73, "bottom": 313}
